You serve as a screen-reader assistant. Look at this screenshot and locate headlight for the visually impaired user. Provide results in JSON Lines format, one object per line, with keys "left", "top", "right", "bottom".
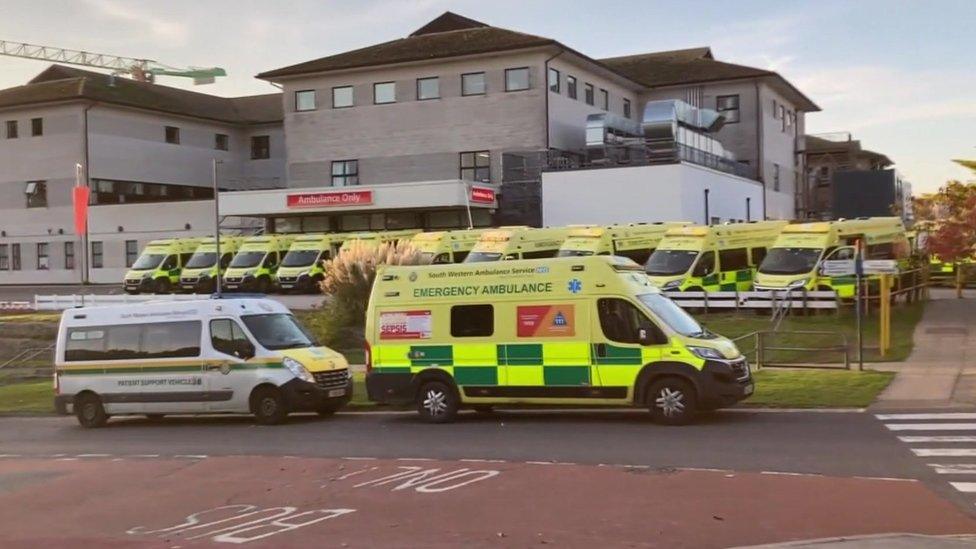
{"left": 662, "top": 279, "right": 684, "bottom": 290}
{"left": 687, "top": 346, "right": 724, "bottom": 360}
{"left": 244, "top": 270, "right": 256, "bottom": 277}
{"left": 142, "top": 272, "right": 153, "bottom": 279}
{"left": 788, "top": 278, "right": 810, "bottom": 288}
{"left": 298, "top": 270, "right": 310, "bottom": 277}
{"left": 282, "top": 357, "right": 314, "bottom": 383}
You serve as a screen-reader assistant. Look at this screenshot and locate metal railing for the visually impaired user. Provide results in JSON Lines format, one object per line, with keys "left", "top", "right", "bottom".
{"left": 0, "top": 345, "right": 53, "bottom": 369}
{"left": 733, "top": 330, "right": 851, "bottom": 370}
{"left": 668, "top": 289, "right": 839, "bottom": 313}
{"left": 34, "top": 293, "right": 209, "bottom": 311}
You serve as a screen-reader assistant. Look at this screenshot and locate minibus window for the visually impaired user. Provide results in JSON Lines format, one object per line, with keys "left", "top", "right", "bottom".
{"left": 464, "top": 252, "right": 502, "bottom": 263}
{"left": 451, "top": 305, "right": 494, "bottom": 337}
{"left": 131, "top": 253, "right": 165, "bottom": 270}
{"left": 691, "top": 251, "right": 716, "bottom": 277}
{"left": 186, "top": 252, "right": 217, "bottom": 269}
{"left": 230, "top": 251, "right": 264, "bottom": 268}
{"left": 142, "top": 321, "right": 202, "bottom": 359}
{"left": 241, "top": 314, "right": 316, "bottom": 350}
{"left": 65, "top": 321, "right": 201, "bottom": 361}
{"left": 282, "top": 250, "right": 319, "bottom": 268}
{"left": 556, "top": 249, "right": 594, "bottom": 257}
{"left": 758, "top": 248, "right": 823, "bottom": 275}
{"left": 644, "top": 250, "right": 698, "bottom": 276}
{"left": 210, "top": 319, "right": 254, "bottom": 358}
{"left": 522, "top": 250, "right": 556, "bottom": 259}
{"left": 637, "top": 294, "right": 706, "bottom": 338}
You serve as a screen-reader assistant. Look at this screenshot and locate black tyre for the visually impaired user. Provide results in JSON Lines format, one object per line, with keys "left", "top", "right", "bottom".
{"left": 144, "top": 414, "right": 165, "bottom": 421}
{"left": 316, "top": 402, "right": 344, "bottom": 417}
{"left": 417, "top": 380, "right": 459, "bottom": 424}
{"left": 75, "top": 393, "right": 108, "bottom": 428}
{"left": 647, "top": 378, "right": 697, "bottom": 426}
{"left": 251, "top": 386, "right": 289, "bottom": 425}
{"left": 153, "top": 277, "right": 172, "bottom": 294}
{"left": 255, "top": 276, "right": 271, "bottom": 294}
{"left": 124, "top": 288, "right": 138, "bottom": 295}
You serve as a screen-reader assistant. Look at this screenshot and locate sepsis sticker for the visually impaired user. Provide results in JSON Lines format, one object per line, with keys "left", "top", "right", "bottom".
{"left": 380, "top": 310, "right": 432, "bottom": 340}
{"left": 517, "top": 305, "right": 575, "bottom": 337}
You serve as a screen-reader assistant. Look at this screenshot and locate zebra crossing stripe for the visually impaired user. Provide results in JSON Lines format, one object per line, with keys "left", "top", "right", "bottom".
{"left": 899, "top": 436, "right": 976, "bottom": 443}
{"left": 876, "top": 413, "right": 976, "bottom": 421}
{"left": 929, "top": 464, "right": 976, "bottom": 474}
{"left": 884, "top": 423, "right": 976, "bottom": 431}
{"left": 912, "top": 448, "right": 976, "bottom": 457}
{"left": 949, "top": 482, "right": 976, "bottom": 493}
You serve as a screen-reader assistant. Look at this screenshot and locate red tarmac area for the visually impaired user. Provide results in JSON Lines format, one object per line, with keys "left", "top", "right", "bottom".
{"left": 1, "top": 456, "right": 975, "bottom": 548}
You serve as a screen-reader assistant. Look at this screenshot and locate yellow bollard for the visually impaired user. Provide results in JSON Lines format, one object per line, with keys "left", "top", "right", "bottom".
{"left": 879, "top": 275, "right": 891, "bottom": 357}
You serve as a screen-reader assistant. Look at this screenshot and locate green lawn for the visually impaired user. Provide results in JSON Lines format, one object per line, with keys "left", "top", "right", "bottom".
{"left": 698, "top": 301, "right": 925, "bottom": 365}
{"left": 744, "top": 369, "right": 895, "bottom": 408}
{"left": 0, "top": 380, "right": 55, "bottom": 413}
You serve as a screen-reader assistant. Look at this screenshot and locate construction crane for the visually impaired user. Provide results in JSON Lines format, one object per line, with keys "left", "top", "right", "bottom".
{"left": 0, "top": 39, "right": 226, "bottom": 85}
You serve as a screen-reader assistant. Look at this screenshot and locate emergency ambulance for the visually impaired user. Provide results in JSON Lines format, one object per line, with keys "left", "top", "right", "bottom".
{"left": 276, "top": 234, "right": 348, "bottom": 293}
{"left": 557, "top": 222, "right": 691, "bottom": 265}
{"left": 54, "top": 297, "right": 352, "bottom": 427}
{"left": 338, "top": 229, "right": 422, "bottom": 253}
{"left": 222, "top": 235, "right": 296, "bottom": 293}
{"left": 365, "top": 256, "right": 752, "bottom": 424}
{"left": 464, "top": 227, "right": 573, "bottom": 263}
{"left": 179, "top": 236, "right": 247, "bottom": 294}
{"left": 645, "top": 221, "right": 787, "bottom": 292}
{"left": 412, "top": 229, "right": 488, "bottom": 264}
{"left": 754, "top": 217, "right": 910, "bottom": 298}
{"left": 123, "top": 238, "right": 207, "bottom": 294}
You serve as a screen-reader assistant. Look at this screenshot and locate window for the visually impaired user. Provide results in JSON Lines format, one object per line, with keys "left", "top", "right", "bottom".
{"left": 295, "top": 89, "right": 316, "bottom": 111}
{"left": 778, "top": 104, "right": 786, "bottom": 128}
{"left": 36, "top": 243, "right": 49, "bottom": 270}
{"left": 373, "top": 82, "right": 396, "bottom": 104}
{"left": 332, "top": 86, "right": 353, "bottom": 108}
{"left": 615, "top": 247, "right": 652, "bottom": 265}
{"left": 505, "top": 67, "right": 530, "bottom": 92}
{"left": 331, "top": 160, "right": 359, "bottom": 186}
{"left": 90, "top": 179, "right": 213, "bottom": 205}
{"left": 125, "top": 240, "right": 139, "bottom": 268}
{"left": 716, "top": 95, "right": 740, "bottom": 123}
{"left": 772, "top": 100, "right": 779, "bottom": 119}
{"left": 461, "top": 72, "right": 486, "bottom": 96}
{"left": 460, "top": 151, "right": 490, "bottom": 182}
{"left": 0, "top": 244, "right": 7, "bottom": 270}
{"left": 65, "top": 321, "right": 202, "bottom": 362}
{"left": 210, "top": 319, "right": 253, "bottom": 358}
{"left": 214, "top": 133, "right": 229, "bottom": 151}
{"left": 597, "top": 298, "right": 662, "bottom": 345}
{"left": 773, "top": 163, "right": 781, "bottom": 192}
{"left": 164, "top": 126, "right": 180, "bottom": 144}
{"left": 5, "top": 120, "right": 17, "bottom": 139}
{"left": 718, "top": 248, "right": 749, "bottom": 271}
{"left": 11, "top": 244, "right": 20, "bottom": 271}
{"left": 91, "top": 241, "right": 103, "bottom": 269}
{"left": 25, "top": 181, "right": 47, "bottom": 208}
{"left": 566, "top": 75, "right": 577, "bottom": 99}
{"left": 584, "top": 83, "right": 594, "bottom": 105}
{"left": 417, "top": 77, "right": 439, "bottom": 100}
{"left": 250, "top": 135, "right": 270, "bottom": 160}
{"left": 450, "top": 304, "right": 493, "bottom": 337}
{"left": 623, "top": 98, "right": 632, "bottom": 119}
{"left": 750, "top": 247, "right": 767, "bottom": 266}
{"left": 599, "top": 88, "right": 609, "bottom": 110}
{"left": 31, "top": 118, "right": 42, "bottom": 136}
{"left": 521, "top": 250, "right": 556, "bottom": 259}
{"left": 64, "top": 242, "right": 75, "bottom": 270}
{"left": 692, "top": 251, "right": 715, "bottom": 277}
{"left": 548, "top": 67, "right": 560, "bottom": 93}
{"left": 241, "top": 313, "right": 315, "bottom": 350}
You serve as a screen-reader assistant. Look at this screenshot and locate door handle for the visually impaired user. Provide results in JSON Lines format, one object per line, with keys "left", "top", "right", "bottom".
{"left": 205, "top": 362, "right": 229, "bottom": 371}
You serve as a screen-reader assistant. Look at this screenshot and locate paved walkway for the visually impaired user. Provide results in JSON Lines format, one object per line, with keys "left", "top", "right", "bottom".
{"left": 873, "top": 289, "right": 976, "bottom": 409}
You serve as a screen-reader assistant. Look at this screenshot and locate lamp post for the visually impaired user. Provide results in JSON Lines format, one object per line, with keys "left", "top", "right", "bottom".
{"left": 212, "top": 159, "right": 222, "bottom": 297}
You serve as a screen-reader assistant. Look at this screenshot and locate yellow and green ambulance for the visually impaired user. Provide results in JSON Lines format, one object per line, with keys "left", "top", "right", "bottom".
{"left": 463, "top": 226, "right": 573, "bottom": 263}
{"left": 276, "top": 233, "right": 349, "bottom": 293}
{"left": 754, "top": 217, "right": 910, "bottom": 298}
{"left": 179, "top": 235, "right": 247, "bottom": 294}
{"left": 412, "top": 229, "right": 489, "bottom": 264}
{"left": 338, "top": 229, "right": 423, "bottom": 254}
{"left": 645, "top": 221, "right": 787, "bottom": 292}
{"left": 365, "top": 256, "right": 752, "bottom": 424}
{"left": 223, "top": 235, "right": 296, "bottom": 293}
{"left": 557, "top": 222, "right": 691, "bottom": 264}
{"left": 123, "top": 237, "right": 207, "bottom": 294}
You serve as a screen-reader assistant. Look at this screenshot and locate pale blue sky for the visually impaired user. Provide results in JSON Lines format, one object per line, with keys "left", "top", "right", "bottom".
{"left": 1, "top": 0, "right": 973, "bottom": 192}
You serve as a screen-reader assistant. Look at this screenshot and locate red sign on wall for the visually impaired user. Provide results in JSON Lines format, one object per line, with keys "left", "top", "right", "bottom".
{"left": 470, "top": 186, "right": 496, "bottom": 204}
{"left": 287, "top": 190, "right": 373, "bottom": 209}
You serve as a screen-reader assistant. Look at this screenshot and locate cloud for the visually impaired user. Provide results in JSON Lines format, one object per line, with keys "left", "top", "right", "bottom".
{"left": 81, "top": 0, "right": 188, "bottom": 44}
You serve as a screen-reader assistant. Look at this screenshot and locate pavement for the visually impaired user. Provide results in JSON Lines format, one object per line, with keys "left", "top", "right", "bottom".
{"left": 873, "top": 288, "right": 976, "bottom": 410}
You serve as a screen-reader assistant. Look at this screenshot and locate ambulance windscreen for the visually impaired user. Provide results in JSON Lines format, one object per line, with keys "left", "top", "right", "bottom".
{"left": 638, "top": 293, "right": 705, "bottom": 338}
{"left": 230, "top": 251, "right": 265, "bottom": 268}
{"left": 131, "top": 253, "right": 166, "bottom": 270}
{"left": 281, "top": 250, "right": 320, "bottom": 268}
{"left": 644, "top": 250, "right": 698, "bottom": 276}
{"left": 186, "top": 252, "right": 217, "bottom": 269}
{"left": 556, "top": 249, "right": 594, "bottom": 257}
{"left": 241, "top": 313, "right": 317, "bottom": 350}
{"left": 758, "top": 248, "right": 822, "bottom": 275}
{"left": 463, "top": 252, "right": 502, "bottom": 263}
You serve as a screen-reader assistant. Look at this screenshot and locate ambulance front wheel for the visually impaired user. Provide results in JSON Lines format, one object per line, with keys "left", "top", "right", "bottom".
{"left": 153, "top": 278, "right": 172, "bottom": 294}
{"left": 417, "top": 380, "right": 459, "bottom": 424}
{"left": 75, "top": 392, "right": 108, "bottom": 428}
{"left": 647, "top": 378, "right": 697, "bottom": 426}
{"left": 251, "top": 386, "right": 289, "bottom": 425}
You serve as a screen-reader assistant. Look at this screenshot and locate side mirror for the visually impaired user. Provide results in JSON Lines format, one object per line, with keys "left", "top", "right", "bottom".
{"left": 638, "top": 322, "right": 663, "bottom": 346}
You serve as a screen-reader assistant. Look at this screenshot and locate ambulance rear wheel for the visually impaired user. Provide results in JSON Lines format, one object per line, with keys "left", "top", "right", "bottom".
{"left": 75, "top": 393, "right": 108, "bottom": 428}
{"left": 251, "top": 387, "right": 288, "bottom": 425}
{"left": 648, "top": 378, "right": 697, "bottom": 426}
{"left": 153, "top": 278, "right": 171, "bottom": 294}
{"left": 417, "top": 381, "right": 458, "bottom": 424}
{"left": 255, "top": 276, "right": 271, "bottom": 294}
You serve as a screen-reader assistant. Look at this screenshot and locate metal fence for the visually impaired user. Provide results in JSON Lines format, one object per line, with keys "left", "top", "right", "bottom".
{"left": 732, "top": 330, "right": 851, "bottom": 370}
{"left": 33, "top": 293, "right": 209, "bottom": 311}
{"left": 668, "top": 290, "right": 839, "bottom": 313}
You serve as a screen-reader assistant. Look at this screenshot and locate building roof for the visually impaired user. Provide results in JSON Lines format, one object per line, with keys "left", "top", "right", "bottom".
{"left": 0, "top": 65, "right": 281, "bottom": 124}
{"left": 600, "top": 48, "right": 820, "bottom": 112}
{"left": 805, "top": 134, "right": 893, "bottom": 167}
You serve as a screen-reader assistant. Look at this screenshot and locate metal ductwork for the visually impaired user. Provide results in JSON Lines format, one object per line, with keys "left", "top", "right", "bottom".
{"left": 641, "top": 99, "right": 726, "bottom": 137}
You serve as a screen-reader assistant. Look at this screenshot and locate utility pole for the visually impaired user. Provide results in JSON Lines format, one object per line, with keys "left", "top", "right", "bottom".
{"left": 212, "top": 159, "right": 222, "bottom": 297}
{"left": 854, "top": 240, "right": 864, "bottom": 371}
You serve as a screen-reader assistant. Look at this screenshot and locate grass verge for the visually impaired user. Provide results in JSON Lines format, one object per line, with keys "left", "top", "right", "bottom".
{"left": 0, "top": 380, "right": 55, "bottom": 414}
{"left": 744, "top": 369, "right": 895, "bottom": 408}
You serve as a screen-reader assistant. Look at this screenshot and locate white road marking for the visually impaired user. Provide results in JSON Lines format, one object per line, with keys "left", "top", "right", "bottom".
{"left": 125, "top": 454, "right": 160, "bottom": 458}
{"left": 912, "top": 448, "right": 976, "bottom": 457}
{"left": 950, "top": 482, "right": 976, "bottom": 493}
{"left": 0, "top": 454, "right": 21, "bottom": 458}
{"left": 929, "top": 464, "right": 976, "bottom": 474}
{"left": 341, "top": 457, "right": 377, "bottom": 461}
{"left": 899, "top": 436, "right": 976, "bottom": 443}
{"left": 877, "top": 413, "right": 976, "bottom": 420}
{"left": 853, "top": 476, "right": 917, "bottom": 482}
{"left": 761, "top": 471, "right": 821, "bottom": 477}
{"left": 396, "top": 458, "right": 435, "bottom": 462}
{"left": 525, "top": 461, "right": 555, "bottom": 465}
{"left": 76, "top": 453, "right": 111, "bottom": 458}
{"left": 459, "top": 458, "right": 507, "bottom": 463}
{"left": 884, "top": 423, "right": 976, "bottom": 431}
{"left": 174, "top": 454, "right": 208, "bottom": 459}
{"left": 334, "top": 467, "right": 378, "bottom": 481}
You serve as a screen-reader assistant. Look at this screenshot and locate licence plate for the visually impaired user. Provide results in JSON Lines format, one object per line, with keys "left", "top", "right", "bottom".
{"left": 743, "top": 383, "right": 754, "bottom": 396}
{"left": 328, "top": 388, "right": 346, "bottom": 398}
{"left": 281, "top": 284, "right": 293, "bottom": 289}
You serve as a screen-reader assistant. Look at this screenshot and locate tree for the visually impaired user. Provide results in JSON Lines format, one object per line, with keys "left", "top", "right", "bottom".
{"left": 915, "top": 181, "right": 976, "bottom": 297}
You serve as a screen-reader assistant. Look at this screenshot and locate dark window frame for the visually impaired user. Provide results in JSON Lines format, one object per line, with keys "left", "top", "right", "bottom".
{"left": 64, "top": 242, "right": 75, "bottom": 270}
{"left": 331, "top": 159, "right": 359, "bottom": 187}
{"left": 584, "top": 83, "right": 595, "bottom": 106}
{"left": 125, "top": 240, "right": 139, "bottom": 268}
{"left": 36, "top": 242, "right": 49, "bottom": 270}
{"left": 5, "top": 120, "right": 18, "bottom": 139}
{"left": 295, "top": 89, "right": 316, "bottom": 112}
{"left": 373, "top": 81, "right": 396, "bottom": 105}
{"left": 30, "top": 117, "right": 43, "bottom": 137}
{"left": 214, "top": 133, "right": 229, "bottom": 151}
{"left": 548, "top": 67, "right": 560, "bottom": 93}
{"left": 566, "top": 75, "right": 577, "bottom": 100}
{"left": 459, "top": 150, "right": 490, "bottom": 183}
{"left": 332, "top": 85, "right": 354, "bottom": 108}
{"left": 11, "top": 243, "right": 21, "bottom": 271}
{"left": 416, "top": 76, "right": 440, "bottom": 100}
{"left": 25, "top": 180, "right": 47, "bottom": 208}
{"left": 623, "top": 98, "right": 632, "bottom": 119}
{"left": 0, "top": 244, "right": 8, "bottom": 271}
{"left": 450, "top": 304, "right": 494, "bottom": 337}
{"left": 716, "top": 94, "right": 740, "bottom": 124}
{"left": 164, "top": 126, "right": 180, "bottom": 144}
{"left": 504, "top": 67, "right": 530, "bottom": 92}
{"left": 250, "top": 135, "right": 270, "bottom": 160}
{"left": 461, "top": 72, "right": 486, "bottom": 96}
{"left": 91, "top": 241, "right": 103, "bottom": 269}
{"left": 599, "top": 88, "right": 609, "bottom": 110}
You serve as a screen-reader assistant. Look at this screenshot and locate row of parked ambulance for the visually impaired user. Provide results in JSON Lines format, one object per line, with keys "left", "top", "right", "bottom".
{"left": 123, "top": 217, "right": 914, "bottom": 298}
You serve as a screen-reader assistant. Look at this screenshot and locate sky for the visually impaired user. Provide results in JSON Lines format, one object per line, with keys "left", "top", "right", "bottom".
{"left": 1, "top": 0, "right": 973, "bottom": 193}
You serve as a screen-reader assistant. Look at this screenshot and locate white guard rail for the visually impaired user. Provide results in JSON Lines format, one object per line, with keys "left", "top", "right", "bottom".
{"left": 667, "top": 290, "right": 839, "bottom": 311}
{"left": 34, "top": 294, "right": 209, "bottom": 311}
